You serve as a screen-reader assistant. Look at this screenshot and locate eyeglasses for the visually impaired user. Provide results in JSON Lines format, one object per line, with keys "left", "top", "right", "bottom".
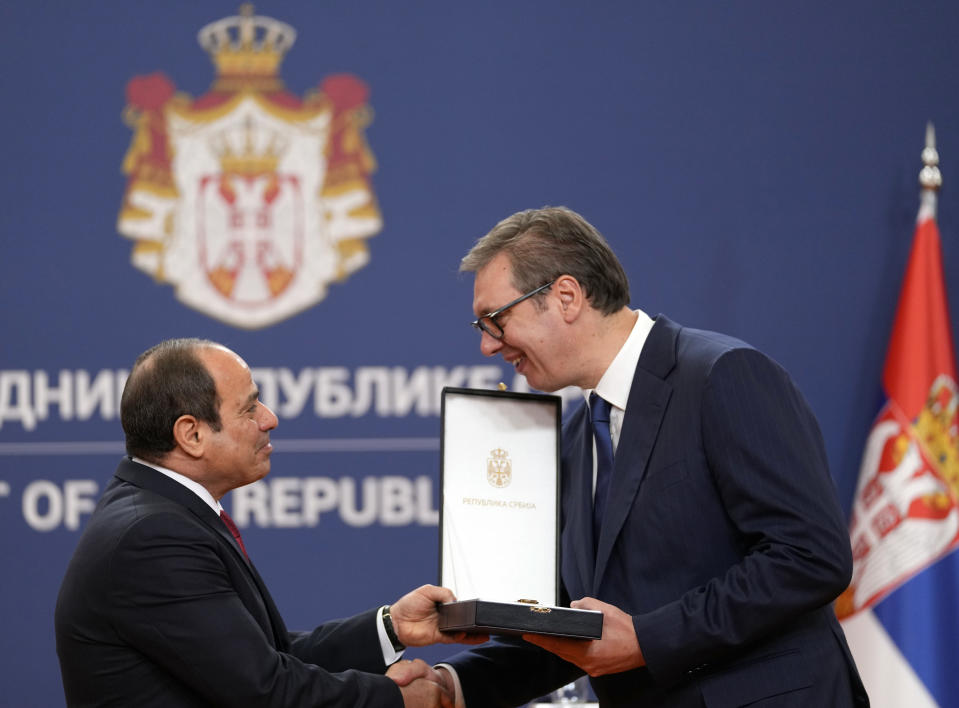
{"left": 471, "top": 280, "right": 555, "bottom": 340}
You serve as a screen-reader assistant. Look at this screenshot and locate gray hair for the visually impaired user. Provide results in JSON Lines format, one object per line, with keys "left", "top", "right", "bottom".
{"left": 460, "top": 206, "right": 630, "bottom": 315}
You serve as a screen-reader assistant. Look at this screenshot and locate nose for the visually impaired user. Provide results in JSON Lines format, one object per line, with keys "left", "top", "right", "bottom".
{"left": 479, "top": 330, "right": 503, "bottom": 357}
{"left": 258, "top": 403, "right": 279, "bottom": 431}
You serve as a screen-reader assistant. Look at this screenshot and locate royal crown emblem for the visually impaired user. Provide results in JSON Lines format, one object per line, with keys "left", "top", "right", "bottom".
{"left": 487, "top": 448, "right": 512, "bottom": 488}
{"left": 117, "top": 5, "right": 381, "bottom": 329}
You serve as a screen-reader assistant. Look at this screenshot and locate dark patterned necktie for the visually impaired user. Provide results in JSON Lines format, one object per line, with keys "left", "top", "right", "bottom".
{"left": 220, "top": 509, "right": 249, "bottom": 559}
{"left": 589, "top": 392, "right": 614, "bottom": 550}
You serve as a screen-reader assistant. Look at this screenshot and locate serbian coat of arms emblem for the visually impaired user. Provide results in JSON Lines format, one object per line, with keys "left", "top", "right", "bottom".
{"left": 487, "top": 448, "right": 512, "bottom": 488}
{"left": 835, "top": 373, "right": 959, "bottom": 617}
{"left": 117, "top": 4, "right": 381, "bottom": 329}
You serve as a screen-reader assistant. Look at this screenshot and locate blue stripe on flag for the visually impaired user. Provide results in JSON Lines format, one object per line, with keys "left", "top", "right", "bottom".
{"left": 873, "top": 550, "right": 959, "bottom": 708}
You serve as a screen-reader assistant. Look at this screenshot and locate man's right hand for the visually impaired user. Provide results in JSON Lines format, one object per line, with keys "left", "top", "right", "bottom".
{"left": 387, "top": 659, "right": 452, "bottom": 708}
{"left": 432, "top": 667, "right": 458, "bottom": 704}
{"left": 399, "top": 677, "right": 452, "bottom": 708}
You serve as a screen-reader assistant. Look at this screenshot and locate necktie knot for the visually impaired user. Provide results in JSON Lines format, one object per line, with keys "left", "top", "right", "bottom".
{"left": 589, "top": 392, "right": 612, "bottom": 426}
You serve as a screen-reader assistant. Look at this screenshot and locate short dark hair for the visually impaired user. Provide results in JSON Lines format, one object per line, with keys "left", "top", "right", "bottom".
{"left": 460, "top": 206, "right": 630, "bottom": 315}
{"left": 121, "top": 338, "right": 223, "bottom": 462}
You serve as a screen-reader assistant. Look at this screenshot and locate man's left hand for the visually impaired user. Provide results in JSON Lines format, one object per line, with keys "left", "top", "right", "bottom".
{"left": 522, "top": 597, "right": 645, "bottom": 677}
{"left": 390, "top": 584, "right": 489, "bottom": 647}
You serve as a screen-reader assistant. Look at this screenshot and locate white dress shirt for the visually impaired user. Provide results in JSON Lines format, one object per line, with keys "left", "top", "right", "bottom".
{"left": 584, "top": 309, "right": 654, "bottom": 493}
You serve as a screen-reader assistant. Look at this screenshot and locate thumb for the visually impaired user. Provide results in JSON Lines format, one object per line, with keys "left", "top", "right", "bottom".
{"left": 386, "top": 659, "right": 430, "bottom": 686}
{"left": 423, "top": 584, "right": 457, "bottom": 603}
{"left": 570, "top": 596, "right": 603, "bottom": 611}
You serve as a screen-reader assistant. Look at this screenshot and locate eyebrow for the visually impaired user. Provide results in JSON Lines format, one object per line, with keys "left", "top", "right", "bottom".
{"left": 476, "top": 297, "right": 513, "bottom": 319}
{"left": 240, "top": 389, "right": 260, "bottom": 411}
{"left": 473, "top": 298, "right": 501, "bottom": 317}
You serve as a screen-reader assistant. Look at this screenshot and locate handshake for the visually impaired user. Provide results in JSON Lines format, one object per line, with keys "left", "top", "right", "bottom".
{"left": 382, "top": 584, "right": 487, "bottom": 708}
{"left": 387, "top": 659, "right": 456, "bottom": 708}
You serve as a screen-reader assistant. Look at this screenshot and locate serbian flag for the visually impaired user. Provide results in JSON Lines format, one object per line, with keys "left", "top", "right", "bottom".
{"left": 837, "top": 139, "right": 959, "bottom": 708}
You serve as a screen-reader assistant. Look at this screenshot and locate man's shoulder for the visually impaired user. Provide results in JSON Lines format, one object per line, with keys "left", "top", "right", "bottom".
{"left": 666, "top": 317, "right": 784, "bottom": 368}
{"left": 662, "top": 323, "right": 802, "bottom": 409}
{"left": 668, "top": 318, "right": 753, "bottom": 356}
{"left": 100, "top": 463, "right": 187, "bottom": 515}
{"left": 60, "top": 469, "right": 216, "bottom": 604}
{"left": 639, "top": 316, "right": 795, "bottom": 399}
{"left": 86, "top": 466, "right": 212, "bottom": 549}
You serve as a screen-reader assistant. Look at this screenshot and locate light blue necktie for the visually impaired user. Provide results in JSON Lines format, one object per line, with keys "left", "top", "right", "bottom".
{"left": 589, "top": 393, "right": 614, "bottom": 550}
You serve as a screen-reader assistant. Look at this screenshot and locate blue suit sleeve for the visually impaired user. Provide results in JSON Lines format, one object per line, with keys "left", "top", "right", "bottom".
{"left": 634, "top": 347, "right": 852, "bottom": 687}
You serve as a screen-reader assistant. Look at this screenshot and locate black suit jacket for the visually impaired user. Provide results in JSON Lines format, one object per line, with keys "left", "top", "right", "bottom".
{"left": 55, "top": 458, "right": 402, "bottom": 707}
{"left": 446, "top": 316, "right": 869, "bottom": 707}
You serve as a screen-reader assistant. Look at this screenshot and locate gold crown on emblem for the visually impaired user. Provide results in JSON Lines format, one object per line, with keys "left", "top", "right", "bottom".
{"left": 489, "top": 448, "right": 509, "bottom": 460}
{"left": 917, "top": 375, "right": 959, "bottom": 500}
{"left": 212, "top": 120, "right": 288, "bottom": 177}
{"left": 198, "top": 4, "right": 295, "bottom": 84}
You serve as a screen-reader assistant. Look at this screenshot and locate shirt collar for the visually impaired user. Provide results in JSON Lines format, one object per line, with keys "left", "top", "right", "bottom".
{"left": 584, "top": 309, "right": 654, "bottom": 412}
{"left": 131, "top": 456, "right": 222, "bottom": 515}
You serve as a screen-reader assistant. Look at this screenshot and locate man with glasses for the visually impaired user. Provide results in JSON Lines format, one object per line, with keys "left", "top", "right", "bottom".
{"left": 435, "top": 207, "right": 868, "bottom": 707}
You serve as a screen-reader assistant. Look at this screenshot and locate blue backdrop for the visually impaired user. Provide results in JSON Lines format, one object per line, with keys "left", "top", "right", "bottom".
{"left": 2, "top": 2, "right": 959, "bottom": 706}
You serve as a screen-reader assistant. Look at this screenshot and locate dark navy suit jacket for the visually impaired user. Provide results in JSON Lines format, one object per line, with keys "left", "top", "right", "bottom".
{"left": 446, "top": 315, "right": 869, "bottom": 707}
{"left": 55, "top": 458, "right": 402, "bottom": 707}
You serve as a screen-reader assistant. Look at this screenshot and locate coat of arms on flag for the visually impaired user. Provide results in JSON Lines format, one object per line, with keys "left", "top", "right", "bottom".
{"left": 117, "top": 4, "right": 381, "bottom": 329}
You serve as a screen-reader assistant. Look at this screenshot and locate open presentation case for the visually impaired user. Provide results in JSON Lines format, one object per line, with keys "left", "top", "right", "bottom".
{"left": 437, "top": 387, "right": 602, "bottom": 640}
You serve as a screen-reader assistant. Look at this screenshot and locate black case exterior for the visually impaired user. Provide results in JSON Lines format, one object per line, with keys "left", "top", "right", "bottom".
{"left": 438, "top": 599, "right": 603, "bottom": 639}
{"left": 438, "top": 387, "right": 603, "bottom": 640}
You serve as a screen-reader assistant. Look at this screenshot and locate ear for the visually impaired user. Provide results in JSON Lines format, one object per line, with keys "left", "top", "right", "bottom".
{"left": 553, "top": 275, "right": 585, "bottom": 323}
{"left": 172, "top": 415, "right": 205, "bottom": 460}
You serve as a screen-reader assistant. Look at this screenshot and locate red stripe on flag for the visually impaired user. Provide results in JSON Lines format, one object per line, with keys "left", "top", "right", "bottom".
{"left": 882, "top": 217, "right": 957, "bottom": 418}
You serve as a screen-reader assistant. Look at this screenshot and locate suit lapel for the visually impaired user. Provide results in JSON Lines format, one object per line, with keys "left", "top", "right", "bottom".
{"left": 113, "top": 458, "right": 289, "bottom": 648}
{"left": 115, "top": 458, "right": 220, "bottom": 524}
{"left": 592, "top": 316, "right": 678, "bottom": 593}
{"left": 115, "top": 458, "right": 252, "bottom": 568}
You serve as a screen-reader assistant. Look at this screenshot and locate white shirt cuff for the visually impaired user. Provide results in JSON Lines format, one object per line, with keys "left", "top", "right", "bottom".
{"left": 435, "top": 663, "right": 466, "bottom": 708}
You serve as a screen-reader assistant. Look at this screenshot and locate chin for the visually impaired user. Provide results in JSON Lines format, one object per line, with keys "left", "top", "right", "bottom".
{"left": 524, "top": 376, "right": 554, "bottom": 394}
{"left": 252, "top": 467, "right": 270, "bottom": 482}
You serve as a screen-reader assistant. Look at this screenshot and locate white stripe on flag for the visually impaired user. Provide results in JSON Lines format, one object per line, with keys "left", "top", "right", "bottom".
{"left": 842, "top": 609, "right": 939, "bottom": 708}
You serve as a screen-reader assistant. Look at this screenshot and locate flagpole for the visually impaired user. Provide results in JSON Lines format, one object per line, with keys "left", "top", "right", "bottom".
{"left": 839, "top": 124, "right": 959, "bottom": 708}
{"left": 919, "top": 122, "right": 941, "bottom": 222}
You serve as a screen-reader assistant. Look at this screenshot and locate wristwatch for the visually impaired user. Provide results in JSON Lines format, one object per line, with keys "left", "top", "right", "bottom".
{"left": 381, "top": 605, "right": 406, "bottom": 652}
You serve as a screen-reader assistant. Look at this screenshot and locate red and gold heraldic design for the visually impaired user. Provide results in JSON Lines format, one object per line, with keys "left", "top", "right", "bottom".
{"left": 117, "top": 5, "right": 381, "bottom": 329}
{"left": 836, "top": 376, "right": 959, "bottom": 618}
{"left": 835, "top": 211, "right": 959, "bottom": 619}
